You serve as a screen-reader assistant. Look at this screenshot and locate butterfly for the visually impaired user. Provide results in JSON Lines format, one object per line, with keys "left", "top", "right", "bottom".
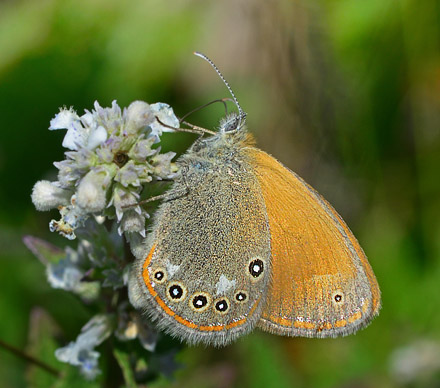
{"left": 128, "top": 52, "right": 381, "bottom": 346}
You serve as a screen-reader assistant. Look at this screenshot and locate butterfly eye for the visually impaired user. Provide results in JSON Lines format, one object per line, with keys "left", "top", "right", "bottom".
{"left": 190, "top": 292, "right": 211, "bottom": 312}
{"left": 167, "top": 282, "right": 187, "bottom": 302}
{"left": 248, "top": 258, "right": 265, "bottom": 279}
{"left": 235, "top": 291, "right": 248, "bottom": 303}
{"left": 214, "top": 297, "right": 230, "bottom": 314}
{"left": 152, "top": 268, "right": 167, "bottom": 284}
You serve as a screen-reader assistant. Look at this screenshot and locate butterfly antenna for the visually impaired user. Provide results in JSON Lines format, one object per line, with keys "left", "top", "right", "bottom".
{"left": 193, "top": 51, "right": 247, "bottom": 127}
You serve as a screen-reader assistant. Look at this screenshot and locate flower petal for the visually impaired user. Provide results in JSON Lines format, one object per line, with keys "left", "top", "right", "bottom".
{"left": 149, "top": 103, "right": 179, "bottom": 136}
{"left": 87, "top": 126, "right": 108, "bottom": 150}
{"left": 49, "top": 109, "right": 80, "bottom": 130}
{"left": 125, "top": 101, "right": 154, "bottom": 135}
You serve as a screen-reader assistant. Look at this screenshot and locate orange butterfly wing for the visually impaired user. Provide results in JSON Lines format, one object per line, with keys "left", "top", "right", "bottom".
{"left": 246, "top": 148, "right": 381, "bottom": 337}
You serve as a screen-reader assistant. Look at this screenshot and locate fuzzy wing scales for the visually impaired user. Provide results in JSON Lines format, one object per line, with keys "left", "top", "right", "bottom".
{"left": 129, "top": 159, "right": 271, "bottom": 346}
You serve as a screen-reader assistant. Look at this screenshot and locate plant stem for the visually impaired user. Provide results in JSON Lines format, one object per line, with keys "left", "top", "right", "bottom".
{"left": 0, "top": 338, "right": 60, "bottom": 377}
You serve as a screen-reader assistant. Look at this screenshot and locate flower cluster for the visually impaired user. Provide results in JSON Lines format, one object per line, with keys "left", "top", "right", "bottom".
{"left": 27, "top": 100, "right": 183, "bottom": 382}
{"left": 31, "top": 100, "right": 179, "bottom": 239}
{"left": 24, "top": 218, "right": 168, "bottom": 380}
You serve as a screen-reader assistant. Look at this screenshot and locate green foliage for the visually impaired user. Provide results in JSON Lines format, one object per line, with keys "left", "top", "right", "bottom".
{"left": 1, "top": 0, "right": 439, "bottom": 386}
{"left": 113, "top": 347, "right": 137, "bottom": 388}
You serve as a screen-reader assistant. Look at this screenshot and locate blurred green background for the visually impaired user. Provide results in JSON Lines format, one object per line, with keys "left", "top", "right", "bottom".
{"left": 1, "top": 0, "right": 439, "bottom": 387}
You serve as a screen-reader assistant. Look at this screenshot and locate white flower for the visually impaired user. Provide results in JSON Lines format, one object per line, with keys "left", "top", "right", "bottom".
{"left": 47, "top": 260, "right": 83, "bottom": 290}
{"left": 87, "top": 125, "right": 108, "bottom": 149}
{"left": 55, "top": 315, "right": 112, "bottom": 380}
{"left": 40, "top": 100, "right": 179, "bottom": 239}
{"left": 149, "top": 102, "right": 179, "bottom": 137}
{"left": 118, "top": 210, "right": 147, "bottom": 237}
{"left": 49, "top": 106, "right": 109, "bottom": 151}
{"left": 125, "top": 101, "right": 154, "bottom": 135}
{"left": 76, "top": 168, "right": 113, "bottom": 212}
{"left": 49, "top": 108, "right": 79, "bottom": 130}
{"left": 31, "top": 180, "right": 72, "bottom": 211}
{"left": 49, "top": 195, "right": 88, "bottom": 240}
{"left": 49, "top": 108, "right": 87, "bottom": 151}
{"left": 45, "top": 246, "right": 100, "bottom": 300}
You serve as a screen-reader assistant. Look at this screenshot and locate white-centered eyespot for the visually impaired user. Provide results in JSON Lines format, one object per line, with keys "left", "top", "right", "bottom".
{"left": 190, "top": 292, "right": 211, "bottom": 312}
{"left": 167, "top": 281, "right": 187, "bottom": 302}
{"left": 151, "top": 267, "right": 167, "bottom": 284}
{"left": 214, "top": 297, "right": 230, "bottom": 314}
{"left": 248, "top": 257, "right": 265, "bottom": 281}
{"left": 331, "top": 290, "right": 345, "bottom": 305}
{"left": 234, "top": 290, "right": 248, "bottom": 303}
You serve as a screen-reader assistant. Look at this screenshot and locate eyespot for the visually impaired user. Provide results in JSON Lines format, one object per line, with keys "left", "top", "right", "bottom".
{"left": 167, "top": 282, "right": 187, "bottom": 302}
{"left": 235, "top": 291, "right": 248, "bottom": 303}
{"left": 214, "top": 297, "right": 230, "bottom": 314}
{"left": 332, "top": 290, "right": 345, "bottom": 305}
{"left": 190, "top": 292, "right": 211, "bottom": 312}
{"left": 152, "top": 268, "right": 167, "bottom": 284}
{"left": 248, "top": 258, "right": 264, "bottom": 279}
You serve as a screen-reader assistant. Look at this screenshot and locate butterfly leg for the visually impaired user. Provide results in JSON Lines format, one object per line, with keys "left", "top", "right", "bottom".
{"left": 137, "top": 186, "right": 188, "bottom": 205}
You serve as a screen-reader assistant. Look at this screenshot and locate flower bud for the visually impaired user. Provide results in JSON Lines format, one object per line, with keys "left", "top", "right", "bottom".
{"left": 31, "top": 180, "right": 72, "bottom": 211}
{"left": 119, "top": 210, "right": 146, "bottom": 235}
{"left": 76, "top": 170, "right": 111, "bottom": 212}
{"left": 125, "top": 101, "right": 154, "bottom": 134}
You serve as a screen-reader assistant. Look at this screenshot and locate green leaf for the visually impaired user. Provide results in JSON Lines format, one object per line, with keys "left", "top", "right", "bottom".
{"left": 23, "top": 236, "right": 65, "bottom": 265}
{"left": 113, "top": 347, "right": 137, "bottom": 388}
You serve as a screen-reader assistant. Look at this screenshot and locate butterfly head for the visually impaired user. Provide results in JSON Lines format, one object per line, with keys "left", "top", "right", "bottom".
{"left": 219, "top": 112, "right": 247, "bottom": 134}
{"left": 183, "top": 53, "right": 254, "bottom": 160}
{"left": 193, "top": 52, "right": 247, "bottom": 134}
{"left": 187, "top": 113, "right": 252, "bottom": 159}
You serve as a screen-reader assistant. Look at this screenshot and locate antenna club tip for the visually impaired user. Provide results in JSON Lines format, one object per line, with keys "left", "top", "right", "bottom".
{"left": 193, "top": 51, "right": 206, "bottom": 59}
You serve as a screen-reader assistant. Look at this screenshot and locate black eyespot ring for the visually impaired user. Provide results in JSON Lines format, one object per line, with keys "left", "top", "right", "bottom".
{"left": 152, "top": 268, "right": 167, "bottom": 284}
{"left": 249, "top": 258, "right": 264, "bottom": 278}
{"left": 214, "top": 297, "right": 230, "bottom": 314}
{"left": 167, "top": 282, "right": 187, "bottom": 302}
{"left": 331, "top": 290, "right": 344, "bottom": 305}
{"left": 235, "top": 291, "right": 248, "bottom": 303}
{"left": 169, "top": 285, "right": 183, "bottom": 299}
{"left": 189, "top": 292, "right": 211, "bottom": 312}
